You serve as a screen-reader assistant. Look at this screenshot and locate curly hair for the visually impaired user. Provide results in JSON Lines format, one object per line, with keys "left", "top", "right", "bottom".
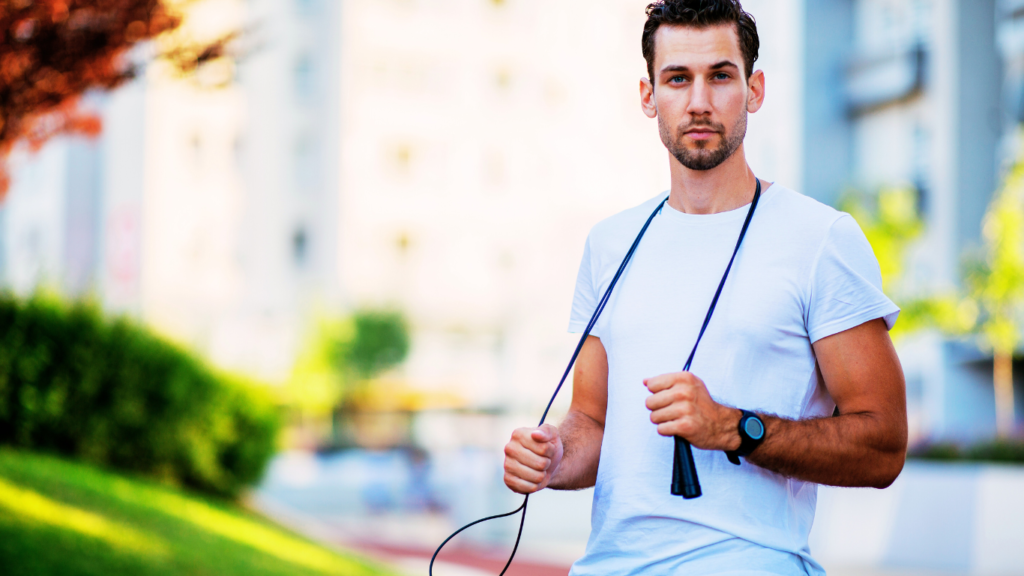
{"left": 642, "top": 0, "right": 759, "bottom": 82}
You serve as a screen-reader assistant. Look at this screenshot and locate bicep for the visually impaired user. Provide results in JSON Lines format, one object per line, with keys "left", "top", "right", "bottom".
{"left": 812, "top": 318, "right": 906, "bottom": 423}
{"left": 570, "top": 336, "right": 609, "bottom": 428}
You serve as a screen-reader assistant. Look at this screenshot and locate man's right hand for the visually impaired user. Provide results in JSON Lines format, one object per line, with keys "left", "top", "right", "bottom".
{"left": 503, "top": 424, "right": 564, "bottom": 494}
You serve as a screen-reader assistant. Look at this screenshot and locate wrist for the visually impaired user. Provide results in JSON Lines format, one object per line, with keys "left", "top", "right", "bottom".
{"left": 717, "top": 406, "right": 743, "bottom": 451}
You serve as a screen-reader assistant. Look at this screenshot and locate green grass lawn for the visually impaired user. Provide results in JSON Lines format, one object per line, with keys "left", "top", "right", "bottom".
{"left": 0, "top": 448, "right": 398, "bottom": 576}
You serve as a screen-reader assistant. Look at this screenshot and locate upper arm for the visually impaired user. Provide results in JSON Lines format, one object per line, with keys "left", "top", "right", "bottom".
{"left": 812, "top": 318, "right": 907, "bottom": 448}
{"left": 570, "top": 336, "right": 609, "bottom": 428}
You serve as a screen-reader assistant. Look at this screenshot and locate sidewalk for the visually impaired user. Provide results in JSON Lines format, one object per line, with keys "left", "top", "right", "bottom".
{"left": 249, "top": 491, "right": 574, "bottom": 576}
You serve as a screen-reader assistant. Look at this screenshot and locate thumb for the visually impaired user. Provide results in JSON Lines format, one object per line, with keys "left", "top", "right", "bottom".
{"left": 532, "top": 424, "right": 557, "bottom": 443}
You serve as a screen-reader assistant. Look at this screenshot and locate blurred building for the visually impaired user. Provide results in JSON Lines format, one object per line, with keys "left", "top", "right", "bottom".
{"left": 0, "top": 0, "right": 342, "bottom": 382}
{"left": 1, "top": 0, "right": 1019, "bottom": 444}
{"left": 333, "top": 0, "right": 811, "bottom": 447}
{"left": 793, "top": 0, "right": 1021, "bottom": 442}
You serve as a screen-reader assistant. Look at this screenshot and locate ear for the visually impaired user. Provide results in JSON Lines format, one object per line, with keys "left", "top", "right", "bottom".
{"left": 640, "top": 77, "right": 657, "bottom": 119}
{"left": 746, "top": 69, "right": 765, "bottom": 113}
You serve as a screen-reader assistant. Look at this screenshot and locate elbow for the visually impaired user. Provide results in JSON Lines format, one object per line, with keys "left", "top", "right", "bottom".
{"left": 870, "top": 455, "right": 905, "bottom": 489}
{"left": 869, "top": 440, "right": 908, "bottom": 489}
{"left": 868, "top": 414, "right": 909, "bottom": 489}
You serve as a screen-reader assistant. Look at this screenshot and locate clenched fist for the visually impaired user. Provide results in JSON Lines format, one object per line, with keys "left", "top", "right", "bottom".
{"left": 503, "top": 424, "right": 564, "bottom": 494}
{"left": 644, "top": 371, "right": 741, "bottom": 452}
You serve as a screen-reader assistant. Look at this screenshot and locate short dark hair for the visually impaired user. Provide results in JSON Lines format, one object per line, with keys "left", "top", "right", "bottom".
{"left": 642, "top": 0, "right": 759, "bottom": 82}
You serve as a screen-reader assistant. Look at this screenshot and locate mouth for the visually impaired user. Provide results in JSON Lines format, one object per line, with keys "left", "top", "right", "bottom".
{"left": 683, "top": 128, "right": 720, "bottom": 141}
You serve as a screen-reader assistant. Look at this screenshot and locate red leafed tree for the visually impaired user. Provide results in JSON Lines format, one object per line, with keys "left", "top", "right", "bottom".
{"left": 0, "top": 0, "right": 228, "bottom": 200}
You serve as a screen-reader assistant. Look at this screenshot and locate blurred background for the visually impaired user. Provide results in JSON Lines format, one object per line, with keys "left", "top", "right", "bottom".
{"left": 1, "top": 0, "right": 1023, "bottom": 575}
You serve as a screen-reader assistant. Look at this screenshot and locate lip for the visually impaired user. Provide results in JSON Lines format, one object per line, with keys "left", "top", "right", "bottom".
{"left": 684, "top": 129, "right": 719, "bottom": 140}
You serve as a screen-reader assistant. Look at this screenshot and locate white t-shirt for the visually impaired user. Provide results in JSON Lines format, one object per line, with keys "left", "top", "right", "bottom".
{"left": 566, "top": 185, "right": 899, "bottom": 576}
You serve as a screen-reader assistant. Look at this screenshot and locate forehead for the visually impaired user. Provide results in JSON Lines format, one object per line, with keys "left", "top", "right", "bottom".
{"left": 652, "top": 23, "right": 743, "bottom": 72}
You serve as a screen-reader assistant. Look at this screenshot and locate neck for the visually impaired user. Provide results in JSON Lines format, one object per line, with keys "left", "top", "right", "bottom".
{"left": 666, "top": 143, "right": 759, "bottom": 214}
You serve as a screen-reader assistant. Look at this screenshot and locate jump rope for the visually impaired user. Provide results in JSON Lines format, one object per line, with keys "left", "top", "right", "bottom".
{"left": 429, "top": 179, "right": 762, "bottom": 575}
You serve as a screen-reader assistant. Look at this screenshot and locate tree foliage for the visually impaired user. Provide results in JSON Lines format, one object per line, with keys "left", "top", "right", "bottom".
{"left": 963, "top": 151, "right": 1024, "bottom": 436}
{"left": 965, "top": 157, "right": 1024, "bottom": 355}
{"left": 845, "top": 155, "right": 1024, "bottom": 437}
{"left": 287, "top": 309, "right": 411, "bottom": 419}
{"left": 841, "top": 185, "right": 976, "bottom": 339}
{"left": 0, "top": 0, "right": 233, "bottom": 199}
{"left": 343, "top": 310, "right": 411, "bottom": 380}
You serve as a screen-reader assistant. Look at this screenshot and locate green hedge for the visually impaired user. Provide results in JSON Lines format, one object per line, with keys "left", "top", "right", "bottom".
{"left": 909, "top": 438, "right": 1024, "bottom": 464}
{"left": 0, "top": 293, "right": 280, "bottom": 498}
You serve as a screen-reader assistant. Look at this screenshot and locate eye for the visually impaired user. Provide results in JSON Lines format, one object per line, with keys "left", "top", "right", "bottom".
{"left": 713, "top": 72, "right": 730, "bottom": 80}
{"left": 669, "top": 75, "right": 687, "bottom": 84}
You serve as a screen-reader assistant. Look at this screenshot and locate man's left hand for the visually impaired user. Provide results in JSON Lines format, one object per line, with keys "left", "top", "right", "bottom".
{"left": 644, "top": 372, "right": 741, "bottom": 451}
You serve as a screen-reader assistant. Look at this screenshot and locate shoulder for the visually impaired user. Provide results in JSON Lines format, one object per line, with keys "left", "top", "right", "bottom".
{"left": 757, "top": 184, "right": 856, "bottom": 243}
{"left": 586, "top": 192, "right": 669, "bottom": 256}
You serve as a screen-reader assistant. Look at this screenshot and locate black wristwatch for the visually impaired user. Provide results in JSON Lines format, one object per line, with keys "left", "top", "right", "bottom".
{"left": 726, "top": 409, "right": 765, "bottom": 465}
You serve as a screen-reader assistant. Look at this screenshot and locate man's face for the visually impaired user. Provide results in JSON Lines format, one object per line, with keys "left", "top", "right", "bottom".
{"left": 641, "top": 24, "right": 763, "bottom": 171}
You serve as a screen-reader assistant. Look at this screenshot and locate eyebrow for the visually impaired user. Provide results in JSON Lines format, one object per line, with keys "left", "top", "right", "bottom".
{"left": 659, "top": 60, "right": 740, "bottom": 75}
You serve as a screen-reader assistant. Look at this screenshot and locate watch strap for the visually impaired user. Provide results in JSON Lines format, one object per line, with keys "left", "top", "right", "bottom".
{"left": 726, "top": 409, "right": 764, "bottom": 465}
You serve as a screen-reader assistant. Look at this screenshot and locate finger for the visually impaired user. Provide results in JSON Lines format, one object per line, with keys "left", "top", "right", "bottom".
{"left": 645, "top": 387, "right": 693, "bottom": 412}
{"left": 657, "top": 415, "right": 697, "bottom": 438}
{"left": 649, "top": 405, "right": 684, "bottom": 425}
{"left": 504, "top": 472, "right": 540, "bottom": 494}
{"left": 645, "top": 389, "right": 675, "bottom": 411}
{"left": 505, "top": 442, "right": 550, "bottom": 471}
{"left": 533, "top": 423, "right": 559, "bottom": 443}
{"left": 511, "top": 429, "right": 554, "bottom": 458}
{"left": 656, "top": 422, "right": 680, "bottom": 437}
{"left": 530, "top": 428, "right": 553, "bottom": 444}
{"left": 523, "top": 436, "right": 557, "bottom": 459}
{"left": 504, "top": 457, "right": 547, "bottom": 484}
{"left": 643, "top": 372, "right": 685, "bottom": 393}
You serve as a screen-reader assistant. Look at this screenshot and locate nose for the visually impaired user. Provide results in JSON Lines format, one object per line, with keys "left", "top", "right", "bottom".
{"left": 686, "top": 76, "right": 712, "bottom": 117}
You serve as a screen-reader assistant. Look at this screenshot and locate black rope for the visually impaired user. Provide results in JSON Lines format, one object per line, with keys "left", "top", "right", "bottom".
{"left": 429, "top": 180, "right": 761, "bottom": 575}
{"left": 428, "top": 197, "right": 667, "bottom": 575}
{"left": 682, "top": 178, "right": 761, "bottom": 373}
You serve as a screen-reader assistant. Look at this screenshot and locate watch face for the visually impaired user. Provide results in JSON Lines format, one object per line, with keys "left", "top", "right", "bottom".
{"left": 744, "top": 417, "right": 765, "bottom": 440}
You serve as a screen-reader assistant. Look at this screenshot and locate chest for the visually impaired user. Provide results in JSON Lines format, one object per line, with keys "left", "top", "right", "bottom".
{"left": 598, "top": 223, "right": 814, "bottom": 408}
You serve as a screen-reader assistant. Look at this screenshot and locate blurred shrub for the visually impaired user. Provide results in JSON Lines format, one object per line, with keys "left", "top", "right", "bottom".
{"left": 343, "top": 310, "right": 410, "bottom": 379}
{"left": 0, "top": 292, "right": 279, "bottom": 498}
{"left": 288, "top": 308, "right": 410, "bottom": 416}
{"left": 910, "top": 438, "right": 1024, "bottom": 464}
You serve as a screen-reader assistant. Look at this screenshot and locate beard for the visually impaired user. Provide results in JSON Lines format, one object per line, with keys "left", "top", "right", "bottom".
{"left": 660, "top": 109, "right": 747, "bottom": 171}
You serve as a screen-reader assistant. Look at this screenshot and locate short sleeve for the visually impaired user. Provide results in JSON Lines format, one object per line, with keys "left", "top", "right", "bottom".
{"left": 568, "top": 234, "right": 601, "bottom": 336}
{"left": 806, "top": 214, "right": 900, "bottom": 343}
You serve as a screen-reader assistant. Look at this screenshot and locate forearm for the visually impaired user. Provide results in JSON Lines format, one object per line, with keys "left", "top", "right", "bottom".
{"left": 548, "top": 410, "right": 603, "bottom": 490}
{"left": 746, "top": 411, "right": 907, "bottom": 488}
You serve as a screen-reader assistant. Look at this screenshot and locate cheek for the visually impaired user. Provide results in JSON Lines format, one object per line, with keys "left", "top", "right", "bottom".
{"left": 655, "top": 90, "right": 688, "bottom": 118}
{"left": 721, "top": 90, "right": 749, "bottom": 114}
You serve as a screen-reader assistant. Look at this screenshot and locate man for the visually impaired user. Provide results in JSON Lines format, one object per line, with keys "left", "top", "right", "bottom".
{"left": 502, "top": 1, "right": 908, "bottom": 574}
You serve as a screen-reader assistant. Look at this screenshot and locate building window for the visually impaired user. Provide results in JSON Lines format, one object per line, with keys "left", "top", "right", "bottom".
{"left": 295, "top": 0, "right": 318, "bottom": 16}
{"left": 294, "top": 54, "right": 315, "bottom": 102}
{"left": 295, "top": 134, "right": 317, "bottom": 190}
{"left": 293, "top": 228, "right": 308, "bottom": 266}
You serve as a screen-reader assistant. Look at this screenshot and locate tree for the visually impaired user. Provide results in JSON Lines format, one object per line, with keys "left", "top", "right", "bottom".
{"left": 965, "top": 156, "right": 1024, "bottom": 437}
{"left": 286, "top": 308, "right": 411, "bottom": 422}
{"left": 0, "top": 0, "right": 232, "bottom": 200}
{"left": 846, "top": 171, "right": 1024, "bottom": 438}
{"left": 841, "top": 186, "right": 975, "bottom": 340}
